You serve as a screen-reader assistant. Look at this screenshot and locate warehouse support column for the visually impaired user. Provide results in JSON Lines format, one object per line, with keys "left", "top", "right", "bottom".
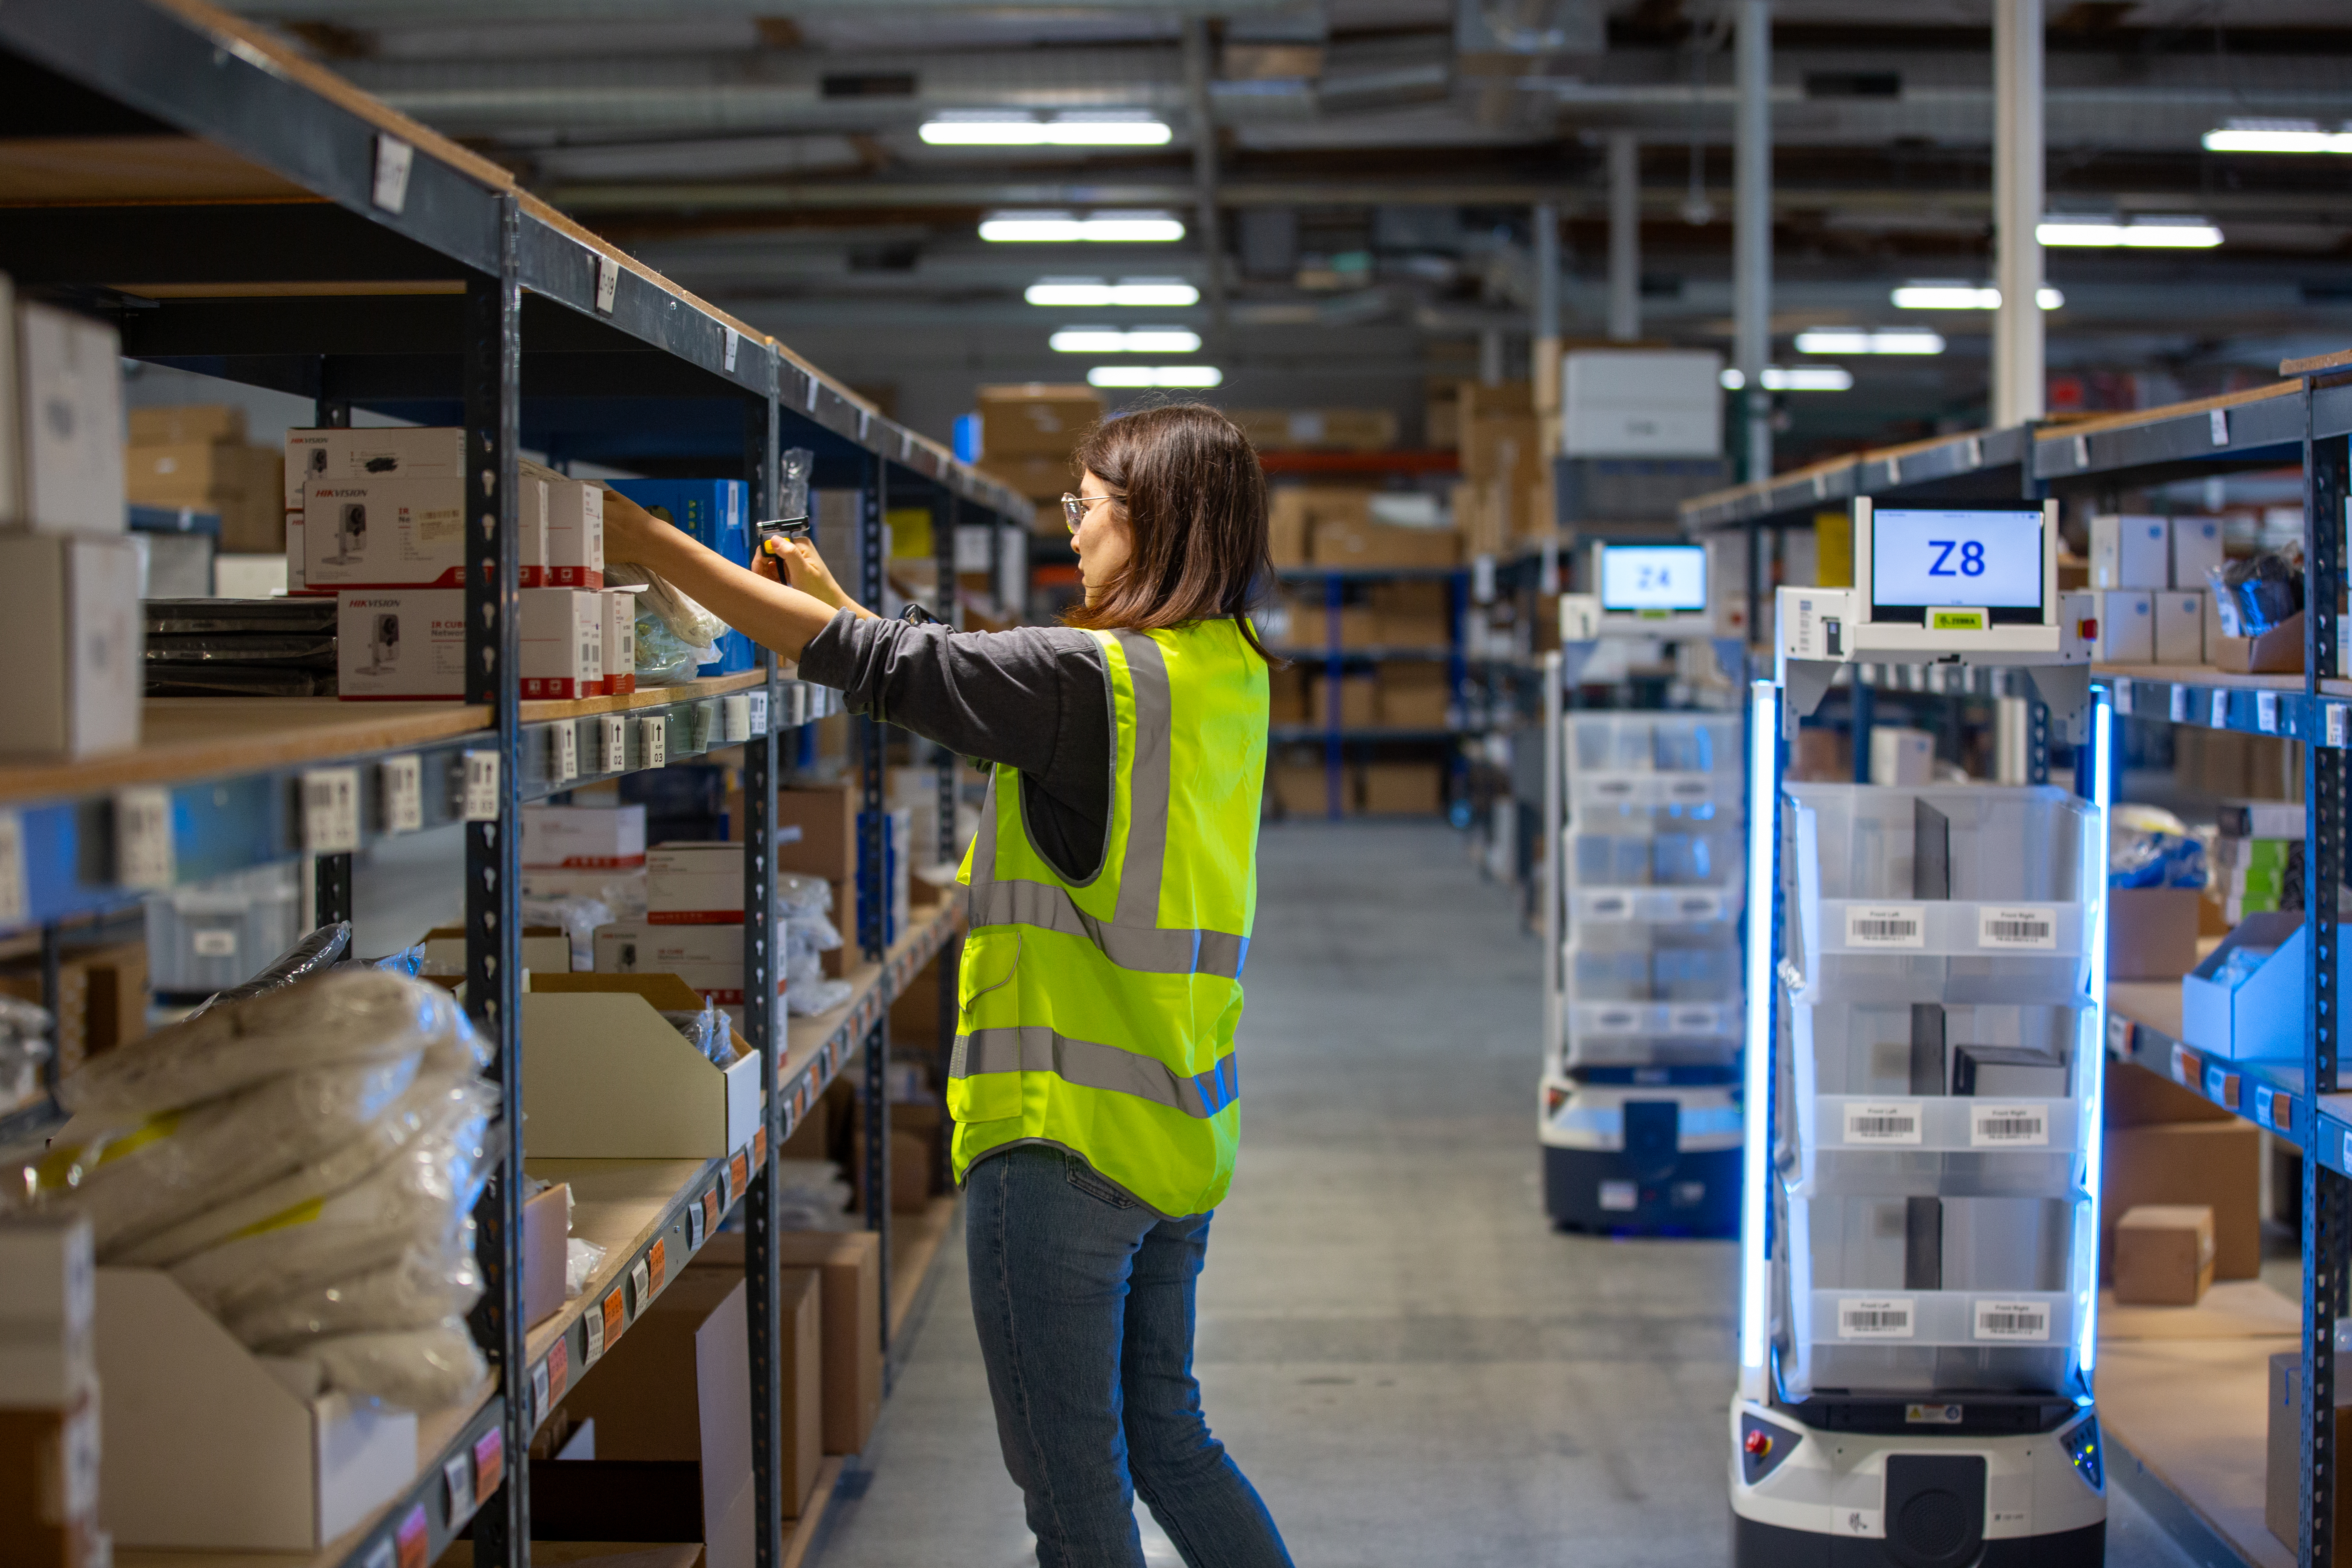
{"left": 1607, "top": 133, "right": 1640, "bottom": 343}
{"left": 1993, "top": 0, "right": 2045, "bottom": 425}
{"left": 1733, "top": 0, "right": 1772, "bottom": 483}
{"left": 1181, "top": 19, "right": 1228, "bottom": 345}
{"left": 1533, "top": 201, "right": 1562, "bottom": 468}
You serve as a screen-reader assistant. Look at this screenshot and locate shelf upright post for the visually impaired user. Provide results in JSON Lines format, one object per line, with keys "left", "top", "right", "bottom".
{"left": 859, "top": 456, "right": 893, "bottom": 1355}
{"left": 2301, "top": 383, "right": 2351, "bottom": 1568}
{"left": 1324, "top": 573, "right": 1344, "bottom": 819}
{"left": 461, "top": 194, "right": 527, "bottom": 1568}
{"left": 1849, "top": 679, "right": 1874, "bottom": 784}
{"left": 936, "top": 493, "right": 962, "bottom": 1194}
{"left": 311, "top": 389, "right": 354, "bottom": 926}
{"left": 1540, "top": 651, "right": 1563, "bottom": 1076}
{"left": 743, "top": 380, "right": 786, "bottom": 1568}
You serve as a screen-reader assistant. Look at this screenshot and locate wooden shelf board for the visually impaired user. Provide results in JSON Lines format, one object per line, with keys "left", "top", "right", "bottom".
{"left": 0, "top": 135, "right": 312, "bottom": 204}
{"left": 518, "top": 670, "right": 767, "bottom": 724}
{"left": 888, "top": 1195, "right": 959, "bottom": 1340}
{"left": 0, "top": 698, "right": 486, "bottom": 805}
{"left": 2099, "top": 1336, "right": 2295, "bottom": 1568}
{"left": 518, "top": 1156, "right": 722, "bottom": 1374}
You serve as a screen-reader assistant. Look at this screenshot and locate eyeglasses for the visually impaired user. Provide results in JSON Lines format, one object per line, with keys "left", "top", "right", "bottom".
{"left": 1060, "top": 492, "right": 1119, "bottom": 531}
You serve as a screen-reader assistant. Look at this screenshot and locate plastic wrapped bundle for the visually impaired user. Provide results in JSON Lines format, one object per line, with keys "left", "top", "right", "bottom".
{"left": 304, "top": 1319, "right": 488, "bottom": 1411}
{"left": 58, "top": 971, "right": 483, "bottom": 1122}
{"left": 229, "top": 1247, "right": 484, "bottom": 1350}
{"left": 195, "top": 922, "right": 351, "bottom": 1013}
{"left": 522, "top": 893, "right": 615, "bottom": 972}
{"left": 779, "top": 874, "right": 852, "bottom": 1014}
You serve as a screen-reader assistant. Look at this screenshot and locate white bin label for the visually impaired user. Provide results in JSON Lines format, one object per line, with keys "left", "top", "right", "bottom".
{"left": 2333, "top": 705, "right": 2351, "bottom": 750}
{"left": 443, "top": 1452, "right": 473, "bottom": 1519}
{"left": 584, "top": 1300, "right": 605, "bottom": 1363}
{"left": 641, "top": 715, "right": 667, "bottom": 769}
{"left": 462, "top": 753, "right": 501, "bottom": 821}
{"left": 1844, "top": 905, "right": 1926, "bottom": 948}
{"left": 381, "top": 755, "right": 423, "bottom": 834}
{"left": 601, "top": 715, "right": 628, "bottom": 774}
{"left": 748, "top": 690, "right": 769, "bottom": 736}
{"left": 1977, "top": 905, "right": 2058, "bottom": 950}
{"left": 1974, "top": 1299, "right": 2052, "bottom": 1342}
{"left": 2210, "top": 690, "right": 2229, "bottom": 729}
{"left": 191, "top": 929, "right": 238, "bottom": 958}
{"left": 2113, "top": 681, "right": 2132, "bottom": 716}
{"left": 2170, "top": 684, "right": 2189, "bottom": 722}
{"left": 1844, "top": 1102, "right": 1925, "bottom": 1145}
{"left": 630, "top": 1256, "right": 652, "bottom": 1309}
{"left": 115, "top": 788, "right": 175, "bottom": 889}
{"left": 552, "top": 723, "right": 578, "bottom": 784}
{"left": 302, "top": 767, "right": 362, "bottom": 853}
{"left": 0, "top": 811, "right": 24, "bottom": 926}
{"left": 1837, "top": 1297, "right": 1916, "bottom": 1339}
{"left": 1970, "top": 1103, "right": 2050, "bottom": 1147}
{"left": 2258, "top": 691, "right": 2279, "bottom": 734}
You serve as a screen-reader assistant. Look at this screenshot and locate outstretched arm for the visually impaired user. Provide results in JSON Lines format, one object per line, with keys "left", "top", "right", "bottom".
{"left": 601, "top": 489, "right": 875, "bottom": 662}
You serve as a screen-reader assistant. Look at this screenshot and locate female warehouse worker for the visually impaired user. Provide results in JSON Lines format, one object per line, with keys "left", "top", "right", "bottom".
{"left": 602, "top": 402, "right": 1295, "bottom": 1568}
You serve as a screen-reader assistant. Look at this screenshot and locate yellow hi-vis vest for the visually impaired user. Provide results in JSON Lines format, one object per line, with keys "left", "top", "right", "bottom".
{"left": 948, "top": 619, "right": 1268, "bottom": 1217}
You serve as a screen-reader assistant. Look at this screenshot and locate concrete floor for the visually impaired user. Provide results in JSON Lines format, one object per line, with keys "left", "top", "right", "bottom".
{"left": 807, "top": 821, "right": 2204, "bottom": 1568}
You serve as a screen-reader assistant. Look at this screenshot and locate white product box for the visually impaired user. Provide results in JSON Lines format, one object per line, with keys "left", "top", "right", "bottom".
{"left": 520, "top": 588, "right": 602, "bottom": 700}
{"left": 525, "top": 461, "right": 605, "bottom": 588}
{"left": 2171, "top": 515, "right": 2224, "bottom": 590}
{"left": 648, "top": 842, "right": 747, "bottom": 925}
{"left": 1562, "top": 350, "right": 1724, "bottom": 457}
{"left": 0, "top": 1216, "right": 95, "bottom": 1406}
{"left": 283, "top": 427, "right": 466, "bottom": 508}
{"left": 602, "top": 588, "right": 638, "bottom": 695}
{"left": 336, "top": 590, "right": 467, "bottom": 699}
{"left": 2093, "top": 589, "right": 2155, "bottom": 663}
{"left": 523, "top": 866, "right": 648, "bottom": 915}
{"left": 214, "top": 552, "right": 289, "bottom": 599}
{"left": 523, "top": 804, "right": 647, "bottom": 870}
{"left": 0, "top": 534, "right": 142, "bottom": 757}
{"left": 5, "top": 298, "right": 126, "bottom": 535}
{"left": 2091, "top": 514, "right": 2170, "bottom": 591}
{"left": 303, "top": 477, "right": 464, "bottom": 589}
{"left": 1867, "top": 726, "right": 1934, "bottom": 787}
{"left": 594, "top": 923, "right": 780, "bottom": 1007}
{"left": 2153, "top": 591, "right": 2205, "bottom": 665}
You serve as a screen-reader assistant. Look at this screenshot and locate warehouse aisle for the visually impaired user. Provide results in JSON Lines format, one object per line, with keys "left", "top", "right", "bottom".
{"left": 806, "top": 821, "right": 2196, "bottom": 1568}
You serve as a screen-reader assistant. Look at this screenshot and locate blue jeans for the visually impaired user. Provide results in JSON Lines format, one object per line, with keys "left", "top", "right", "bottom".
{"left": 965, "top": 1144, "right": 1294, "bottom": 1568}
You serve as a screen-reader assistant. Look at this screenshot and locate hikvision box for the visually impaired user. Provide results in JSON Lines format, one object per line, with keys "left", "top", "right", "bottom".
{"left": 5, "top": 298, "right": 126, "bottom": 535}
{"left": 284, "top": 427, "right": 466, "bottom": 508}
{"left": 603, "top": 589, "right": 638, "bottom": 695}
{"left": 525, "top": 460, "right": 605, "bottom": 588}
{"left": 303, "top": 477, "right": 468, "bottom": 589}
{"left": 647, "top": 843, "right": 747, "bottom": 925}
{"left": 594, "top": 924, "right": 779, "bottom": 1007}
{"left": 519, "top": 589, "right": 604, "bottom": 700}
{"left": 523, "top": 805, "right": 648, "bottom": 870}
{"left": 336, "top": 590, "right": 468, "bottom": 699}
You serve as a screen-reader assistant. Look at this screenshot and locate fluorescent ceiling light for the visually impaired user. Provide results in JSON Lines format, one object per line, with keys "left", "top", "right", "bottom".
{"left": 1024, "top": 279, "right": 1201, "bottom": 307}
{"left": 980, "top": 211, "right": 1186, "bottom": 243}
{"left": 1720, "top": 366, "right": 1855, "bottom": 392}
{"left": 1087, "top": 365, "right": 1224, "bottom": 388}
{"left": 2203, "top": 118, "right": 2352, "bottom": 154}
{"left": 1051, "top": 328, "right": 1202, "bottom": 353}
{"left": 1792, "top": 327, "right": 1945, "bottom": 355}
{"left": 1890, "top": 283, "right": 2065, "bottom": 311}
{"left": 2038, "top": 215, "right": 2223, "bottom": 248}
{"left": 920, "top": 112, "right": 1171, "bottom": 147}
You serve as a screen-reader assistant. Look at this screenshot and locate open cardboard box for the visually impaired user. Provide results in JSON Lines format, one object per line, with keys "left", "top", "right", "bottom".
{"left": 523, "top": 974, "right": 762, "bottom": 1159}
{"left": 93, "top": 1269, "right": 419, "bottom": 1549}
{"left": 2180, "top": 910, "right": 2350, "bottom": 1061}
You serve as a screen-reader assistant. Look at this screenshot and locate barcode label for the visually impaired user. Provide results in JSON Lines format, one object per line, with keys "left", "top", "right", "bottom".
{"left": 0, "top": 811, "right": 24, "bottom": 926}
{"left": 1591, "top": 895, "right": 1629, "bottom": 918}
{"left": 553, "top": 723, "right": 579, "bottom": 784}
{"left": 688, "top": 1198, "right": 705, "bottom": 1248}
{"left": 1970, "top": 1103, "right": 2050, "bottom": 1146}
{"left": 2333, "top": 705, "right": 2350, "bottom": 749}
{"left": 2258, "top": 691, "right": 2279, "bottom": 734}
{"left": 1975, "top": 1299, "right": 2051, "bottom": 1342}
{"left": 630, "top": 1256, "right": 652, "bottom": 1310}
{"left": 530, "top": 1359, "right": 550, "bottom": 1423}
{"left": 1667, "top": 778, "right": 1709, "bottom": 800}
{"left": 748, "top": 689, "right": 769, "bottom": 735}
{"left": 2170, "top": 684, "right": 2189, "bottom": 722}
{"left": 382, "top": 754, "right": 423, "bottom": 833}
{"left": 1845, "top": 905, "right": 1926, "bottom": 948}
{"left": 642, "top": 715, "right": 667, "bottom": 769}
{"left": 1845, "top": 1102, "right": 1925, "bottom": 1145}
{"left": 115, "top": 788, "right": 175, "bottom": 888}
{"left": 1838, "top": 1297, "right": 1916, "bottom": 1339}
{"left": 1978, "top": 905, "right": 2058, "bottom": 950}
{"left": 584, "top": 1297, "right": 605, "bottom": 1363}
{"left": 2210, "top": 690, "right": 2229, "bottom": 729}
{"left": 2113, "top": 681, "right": 2133, "bottom": 716}
{"left": 443, "top": 1452, "right": 473, "bottom": 1519}
{"left": 601, "top": 714, "right": 627, "bottom": 772}
{"left": 461, "top": 752, "right": 500, "bottom": 821}
{"left": 302, "top": 767, "right": 362, "bottom": 853}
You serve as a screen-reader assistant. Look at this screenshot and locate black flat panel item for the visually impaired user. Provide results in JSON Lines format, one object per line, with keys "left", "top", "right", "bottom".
{"left": 1913, "top": 800, "right": 1950, "bottom": 902}
{"left": 1908, "top": 1005, "right": 1944, "bottom": 1096}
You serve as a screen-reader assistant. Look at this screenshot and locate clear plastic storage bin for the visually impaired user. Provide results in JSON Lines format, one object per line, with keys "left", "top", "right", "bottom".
{"left": 145, "top": 861, "right": 302, "bottom": 995}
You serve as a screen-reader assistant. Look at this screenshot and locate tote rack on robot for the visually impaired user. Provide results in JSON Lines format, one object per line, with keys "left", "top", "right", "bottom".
{"left": 1538, "top": 537, "right": 1752, "bottom": 1234}
{"left": 1731, "top": 497, "right": 2112, "bottom": 1567}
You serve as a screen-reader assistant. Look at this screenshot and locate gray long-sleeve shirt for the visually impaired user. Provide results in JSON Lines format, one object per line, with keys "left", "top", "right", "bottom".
{"left": 796, "top": 610, "right": 1113, "bottom": 884}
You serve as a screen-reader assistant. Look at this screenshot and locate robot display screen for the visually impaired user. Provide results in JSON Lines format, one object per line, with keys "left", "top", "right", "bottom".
{"left": 1870, "top": 509, "right": 2044, "bottom": 618}
{"left": 1599, "top": 545, "right": 1708, "bottom": 612}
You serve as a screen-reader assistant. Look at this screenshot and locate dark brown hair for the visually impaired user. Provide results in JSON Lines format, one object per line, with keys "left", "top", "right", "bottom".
{"left": 1065, "top": 402, "right": 1272, "bottom": 661}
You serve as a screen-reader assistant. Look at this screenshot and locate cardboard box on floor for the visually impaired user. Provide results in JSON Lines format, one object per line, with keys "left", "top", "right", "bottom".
{"left": 2112, "top": 1204, "right": 2215, "bottom": 1306}
{"left": 2268, "top": 1351, "right": 2352, "bottom": 1561}
{"left": 2101, "top": 1117, "right": 2260, "bottom": 1280}
{"left": 520, "top": 974, "right": 762, "bottom": 1159}
{"left": 691, "top": 1231, "right": 882, "bottom": 1456}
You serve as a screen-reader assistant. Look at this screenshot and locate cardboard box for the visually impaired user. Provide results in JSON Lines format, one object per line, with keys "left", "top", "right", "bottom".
{"left": 2210, "top": 609, "right": 2305, "bottom": 676}
{"left": 0, "top": 1217, "right": 94, "bottom": 1408}
{"left": 1308, "top": 517, "right": 1460, "bottom": 569}
{"left": 0, "top": 535, "right": 141, "bottom": 757}
{"left": 602, "top": 589, "right": 638, "bottom": 695}
{"left": 1867, "top": 726, "right": 1934, "bottom": 786}
{"left": 421, "top": 925, "right": 573, "bottom": 979}
{"left": 2092, "top": 590, "right": 2155, "bottom": 663}
{"left": 2152, "top": 590, "right": 2205, "bottom": 664}
{"left": 1269, "top": 763, "right": 1344, "bottom": 816}
{"left": 2182, "top": 911, "right": 2349, "bottom": 1060}
{"left": 94, "top": 1269, "right": 414, "bottom": 1547}
{"left": 130, "top": 404, "right": 244, "bottom": 446}
{"left": 1376, "top": 665, "right": 1450, "bottom": 728}
{"left": 977, "top": 454, "right": 1076, "bottom": 503}
{"left": 2091, "top": 514, "right": 2170, "bottom": 590}
{"left": 2113, "top": 1204, "right": 2215, "bottom": 1306}
{"left": 2172, "top": 515, "right": 2225, "bottom": 591}
{"left": 1456, "top": 380, "right": 1533, "bottom": 422}
{"left": 335, "top": 589, "right": 464, "bottom": 698}
{"left": 1361, "top": 762, "right": 1442, "bottom": 814}
{"left": 775, "top": 784, "right": 859, "bottom": 882}
{"left": 523, "top": 805, "right": 648, "bottom": 871}
{"left": 1370, "top": 579, "right": 1451, "bottom": 647}
{"left": 648, "top": 842, "right": 749, "bottom": 925}
{"left": 976, "top": 384, "right": 1103, "bottom": 459}
{"left": 0, "top": 940, "right": 146, "bottom": 1079}
{"left": 690, "top": 1231, "right": 882, "bottom": 1457}
{"left": 2268, "top": 1352, "right": 2352, "bottom": 1561}
{"left": 1311, "top": 673, "right": 1377, "bottom": 728}
{"left": 1268, "top": 667, "right": 1308, "bottom": 725}
{"left": 283, "top": 427, "right": 467, "bottom": 508}
{"left": 2102, "top": 1119, "right": 2260, "bottom": 1280}
{"left": 305, "top": 476, "right": 516, "bottom": 590}
{"left": 0, "top": 1396, "right": 101, "bottom": 1568}
{"left": 593, "top": 924, "right": 782, "bottom": 1008}
{"left": 1562, "top": 350, "right": 1724, "bottom": 457}
{"left": 7, "top": 300, "right": 125, "bottom": 535}
{"left": 1228, "top": 408, "right": 1396, "bottom": 452}
{"left": 522, "top": 1181, "right": 570, "bottom": 1329}
{"left": 2106, "top": 888, "right": 2201, "bottom": 980}
{"left": 519, "top": 974, "right": 761, "bottom": 1158}
{"left": 1268, "top": 487, "right": 1372, "bottom": 568}
{"left": 523, "top": 461, "right": 605, "bottom": 587}
{"left": 518, "top": 589, "right": 604, "bottom": 700}
{"left": 1461, "top": 414, "right": 1543, "bottom": 491}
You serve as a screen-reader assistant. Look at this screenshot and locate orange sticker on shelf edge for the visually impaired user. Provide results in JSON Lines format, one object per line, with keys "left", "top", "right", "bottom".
{"left": 753, "top": 1126, "right": 768, "bottom": 1166}
{"left": 602, "top": 1289, "right": 625, "bottom": 1348}
{"left": 703, "top": 1189, "right": 720, "bottom": 1233}
{"left": 729, "top": 1151, "right": 750, "bottom": 1195}
{"left": 395, "top": 1505, "right": 429, "bottom": 1568}
{"left": 473, "top": 1427, "right": 504, "bottom": 1500}
{"left": 648, "top": 1237, "right": 667, "bottom": 1293}
{"left": 547, "top": 1339, "right": 569, "bottom": 1402}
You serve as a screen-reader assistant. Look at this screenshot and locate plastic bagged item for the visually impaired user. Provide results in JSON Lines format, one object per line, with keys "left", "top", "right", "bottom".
{"left": 0, "top": 997, "right": 52, "bottom": 1115}
{"left": 776, "top": 873, "right": 835, "bottom": 917}
{"left": 633, "top": 611, "right": 716, "bottom": 686}
{"left": 305, "top": 1318, "right": 488, "bottom": 1411}
{"left": 522, "top": 893, "right": 615, "bottom": 972}
{"left": 567, "top": 1236, "right": 608, "bottom": 1298}
{"left": 661, "top": 998, "right": 737, "bottom": 1066}
{"left": 778, "top": 447, "right": 814, "bottom": 526}
{"left": 194, "top": 922, "right": 352, "bottom": 1015}
{"left": 360, "top": 943, "right": 429, "bottom": 979}
{"left": 21, "top": 1054, "right": 427, "bottom": 1257}
{"left": 60, "top": 971, "right": 481, "bottom": 1122}
{"left": 2110, "top": 803, "right": 2208, "bottom": 890}
{"left": 786, "top": 979, "right": 853, "bottom": 1018}
{"left": 231, "top": 1246, "right": 483, "bottom": 1349}
{"left": 169, "top": 1080, "right": 495, "bottom": 1319}
{"left": 774, "top": 1158, "right": 855, "bottom": 1230}
{"left": 603, "top": 562, "right": 728, "bottom": 649}
{"left": 2207, "top": 545, "right": 2303, "bottom": 638}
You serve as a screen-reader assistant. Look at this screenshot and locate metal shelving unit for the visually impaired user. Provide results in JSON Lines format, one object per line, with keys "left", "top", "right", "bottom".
{"left": 1681, "top": 354, "right": 2352, "bottom": 1568}
{"left": 1274, "top": 565, "right": 1471, "bottom": 819}
{"left": 0, "top": 5, "right": 1019, "bottom": 1564}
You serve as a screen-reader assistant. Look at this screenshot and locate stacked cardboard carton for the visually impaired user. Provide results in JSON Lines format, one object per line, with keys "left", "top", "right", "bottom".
{"left": 1228, "top": 407, "right": 1397, "bottom": 452}
{"left": 0, "top": 1219, "right": 103, "bottom": 1568}
{"left": 974, "top": 384, "right": 1102, "bottom": 527}
{"left": 2089, "top": 514, "right": 2224, "bottom": 666}
{"left": 2099, "top": 1059, "right": 2260, "bottom": 1284}
{"left": 124, "top": 405, "right": 285, "bottom": 554}
{"left": 1451, "top": 380, "right": 1549, "bottom": 558}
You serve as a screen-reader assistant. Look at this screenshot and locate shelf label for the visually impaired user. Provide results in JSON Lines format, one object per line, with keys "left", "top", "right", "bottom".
{"left": 547, "top": 1338, "right": 569, "bottom": 1402}
{"left": 724, "top": 326, "right": 740, "bottom": 372}
{"left": 0, "top": 810, "right": 24, "bottom": 926}
{"left": 2256, "top": 1085, "right": 2278, "bottom": 1128}
{"left": 2073, "top": 434, "right": 2091, "bottom": 468}
{"left": 2204, "top": 1063, "right": 2239, "bottom": 1108}
{"left": 2210, "top": 690, "right": 2229, "bottom": 730}
{"left": 2170, "top": 684, "right": 2189, "bottom": 722}
{"left": 630, "top": 1255, "right": 653, "bottom": 1310}
{"left": 2210, "top": 408, "right": 2230, "bottom": 447}
{"left": 688, "top": 1196, "right": 705, "bottom": 1249}
{"left": 473, "top": 1427, "right": 504, "bottom": 1501}
{"left": 114, "top": 788, "right": 175, "bottom": 888}
{"left": 2112, "top": 680, "right": 2132, "bottom": 716}
{"left": 2105, "top": 1011, "right": 2131, "bottom": 1057}
{"left": 1844, "top": 905, "right": 1926, "bottom": 949}
{"left": 753, "top": 1125, "right": 768, "bottom": 1167}
{"left": 702, "top": 1188, "right": 720, "bottom": 1236}
{"left": 2171, "top": 1043, "right": 2196, "bottom": 1086}
{"left": 382, "top": 754, "right": 424, "bottom": 833}
{"left": 192, "top": 929, "right": 237, "bottom": 958}
{"left": 442, "top": 1451, "right": 473, "bottom": 1521}
{"left": 642, "top": 715, "right": 667, "bottom": 769}
{"left": 394, "top": 1505, "right": 429, "bottom": 1568}
{"left": 2341, "top": 1127, "right": 2352, "bottom": 1173}
{"left": 529, "top": 1359, "right": 550, "bottom": 1425}
{"left": 600, "top": 1287, "right": 625, "bottom": 1351}
{"left": 601, "top": 714, "right": 628, "bottom": 774}
{"left": 1970, "top": 1103, "right": 2050, "bottom": 1147}
{"left": 365, "top": 1538, "right": 395, "bottom": 1568}
{"left": 2258, "top": 691, "right": 2279, "bottom": 734}
{"left": 1978, "top": 905, "right": 2057, "bottom": 951}
{"left": 552, "top": 723, "right": 579, "bottom": 785}
{"left": 584, "top": 1298, "right": 605, "bottom": 1363}
{"left": 2332, "top": 705, "right": 2350, "bottom": 750}
{"left": 1964, "top": 436, "right": 1983, "bottom": 468}
{"left": 648, "top": 1237, "right": 667, "bottom": 1293}
{"left": 1844, "top": 1101, "right": 1925, "bottom": 1145}
{"left": 371, "top": 134, "right": 414, "bottom": 214}
{"left": 1974, "top": 1299, "right": 2051, "bottom": 1343}
{"left": 1837, "top": 1297, "right": 1916, "bottom": 1339}
{"left": 748, "top": 689, "right": 769, "bottom": 736}
{"left": 729, "top": 1150, "right": 750, "bottom": 1197}
{"left": 461, "top": 752, "right": 500, "bottom": 822}
{"left": 301, "top": 767, "right": 362, "bottom": 853}
{"left": 594, "top": 253, "right": 620, "bottom": 314}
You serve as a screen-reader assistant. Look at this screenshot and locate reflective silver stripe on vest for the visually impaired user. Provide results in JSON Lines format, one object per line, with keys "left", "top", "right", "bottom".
{"left": 969, "top": 876, "right": 1248, "bottom": 979}
{"left": 952, "top": 1026, "right": 1238, "bottom": 1119}
{"left": 1109, "top": 630, "right": 1171, "bottom": 927}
